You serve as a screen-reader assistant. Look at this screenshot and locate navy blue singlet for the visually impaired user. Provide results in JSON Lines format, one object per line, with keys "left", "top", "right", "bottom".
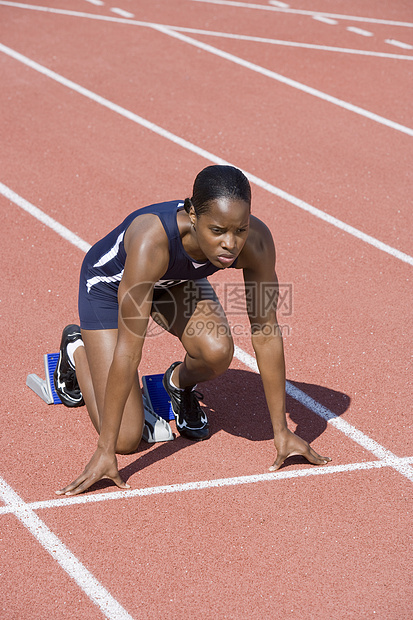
{"left": 78, "top": 200, "right": 238, "bottom": 330}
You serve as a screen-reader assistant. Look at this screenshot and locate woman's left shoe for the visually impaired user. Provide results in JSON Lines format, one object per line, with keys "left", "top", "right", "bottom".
{"left": 163, "top": 361, "right": 209, "bottom": 441}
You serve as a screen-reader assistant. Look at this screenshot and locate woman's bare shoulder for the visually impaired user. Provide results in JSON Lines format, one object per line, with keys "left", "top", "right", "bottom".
{"left": 236, "top": 215, "right": 275, "bottom": 270}
{"left": 121, "top": 213, "right": 170, "bottom": 284}
{"left": 124, "top": 213, "right": 168, "bottom": 253}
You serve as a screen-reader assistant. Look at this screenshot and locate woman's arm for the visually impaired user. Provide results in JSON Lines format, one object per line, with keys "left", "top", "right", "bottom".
{"left": 56, "top": 215, "right": 170, "bottom": 495}
{"left": 98, "top": 214, "right": 170, "bottom": 452}
{"left": 95, "top": 278, "right": 154, "bottom": 453}
{"left": 241, "top": 217, "right": 331, "bottom": 471}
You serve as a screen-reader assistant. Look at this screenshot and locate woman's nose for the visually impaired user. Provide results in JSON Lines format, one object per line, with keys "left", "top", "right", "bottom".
{"left": 222, "top": 233, "right": 236, "bottom": 251}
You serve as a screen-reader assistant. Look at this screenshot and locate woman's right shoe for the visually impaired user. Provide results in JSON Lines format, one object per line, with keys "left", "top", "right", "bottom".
{"left": 53, "top": 324, "right": 85, "bottom": 408}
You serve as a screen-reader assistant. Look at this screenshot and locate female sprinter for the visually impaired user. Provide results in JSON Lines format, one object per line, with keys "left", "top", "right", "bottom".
{"left": 54, "top": 165, "right": 330, "bottom": 496}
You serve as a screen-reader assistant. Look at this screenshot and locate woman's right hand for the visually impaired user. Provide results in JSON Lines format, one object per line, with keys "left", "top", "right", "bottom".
{"left": 55, "top": 446, "right": 130, "bottom": 496}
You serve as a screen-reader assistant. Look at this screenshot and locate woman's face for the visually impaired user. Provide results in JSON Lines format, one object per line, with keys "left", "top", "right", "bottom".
{"left": 191, "top": 197, "right": 250, "bottom": 268}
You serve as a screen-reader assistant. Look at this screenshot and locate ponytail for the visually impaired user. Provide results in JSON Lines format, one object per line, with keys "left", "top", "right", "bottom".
{"left": 183, "top": 197, "right": 193, "bottom": 213}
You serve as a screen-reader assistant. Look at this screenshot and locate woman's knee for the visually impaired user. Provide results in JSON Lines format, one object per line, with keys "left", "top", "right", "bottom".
{"left": 113, "top": 377, "right": 144, "bottom": 454}
{"left": 115, "top": 427, "right": 143, "bottom": 455}
{"left": 197, "top": 332, "right": 234, "bottom": 375}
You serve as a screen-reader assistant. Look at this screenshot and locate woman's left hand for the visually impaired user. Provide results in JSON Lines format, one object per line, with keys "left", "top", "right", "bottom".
{"left": 270, "top": 428, "right": 331, "bottom": 472}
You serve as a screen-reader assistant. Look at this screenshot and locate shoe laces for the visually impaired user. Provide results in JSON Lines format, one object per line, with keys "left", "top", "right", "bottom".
{"left": 181, "top": 388, "right": 204, "bottom": 424}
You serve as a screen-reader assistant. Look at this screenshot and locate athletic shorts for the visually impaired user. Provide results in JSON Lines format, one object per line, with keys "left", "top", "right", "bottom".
{"left": 78, "top": 260, "right": 173, "bottom": 330}
{"left": 78, "top": 246, "right": 218, "bottom": 331}
{"left": 78, "top": 279, "right": 172, "bottom": 331}
{"left": 78, "top": 270, "right": 212, "bottom": 331}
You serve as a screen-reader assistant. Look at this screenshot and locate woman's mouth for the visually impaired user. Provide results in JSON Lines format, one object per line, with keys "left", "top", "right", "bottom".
{"left": 217, "top": 253, "right": 236, "bottom": 266}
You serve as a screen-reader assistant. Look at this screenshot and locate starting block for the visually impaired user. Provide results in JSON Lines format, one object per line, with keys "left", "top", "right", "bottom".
{"left": 142, "top": 374, "right": 174, "bottom": 421}
{"left": 141, "top": 373, "right": 175, "bottom": 443}
{"left": 26, "top": 353, "right": 62, "bottom": 405}
{"left": 26, "top": 355, "right": 175, "bottom": 443}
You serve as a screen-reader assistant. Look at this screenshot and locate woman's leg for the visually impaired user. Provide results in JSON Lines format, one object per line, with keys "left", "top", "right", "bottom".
{"left": 73, "top": 279, "right": 231, "bottom": 448}
{"left": 151, "top": 280, "right": 233, "bottom": 440}
{"left": 74, "top": 328, "right": 144, "bottom": 454}
{"left": 152, "top": 279, "right": 234, "bottom": 387}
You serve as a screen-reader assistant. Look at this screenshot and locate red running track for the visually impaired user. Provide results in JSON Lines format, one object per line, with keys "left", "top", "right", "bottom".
{"left": 0, "top": 1, "right": 412, "bottom": 618}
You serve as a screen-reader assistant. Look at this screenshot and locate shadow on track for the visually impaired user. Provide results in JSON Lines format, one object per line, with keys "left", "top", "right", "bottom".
{"left": 203, "top": 368, "right": 350, "bottom": 444}
{"left": 113, "top": 368, "right": 350, "bottom": 484}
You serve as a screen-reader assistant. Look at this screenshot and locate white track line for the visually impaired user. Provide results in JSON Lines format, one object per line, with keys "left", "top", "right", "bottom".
{"left": 1, "top": 458, "right": 413, "bottom": 517}
{"left": 1, "top": 182, "right": 412, "bottom": 483}
{"left": 2, "top": 5, "right": 413, "bottom": 135}
{"left": 312, "top": 16, "right": 338, "bottom": 25}
{"left": 150, "top": 25, "right": 413, "bottom": 137}
{"left": 386, "top": 39, "right": 413, "bottom": 50}
{"left": 0, "top": 182, "right": 91, "bottom": 253}
{"left": 1, "top": 48, "right": 412, "bottom": 267}
{"left": 346, "top": 27, "right": 373, "bottom": 37}
{"left": 234, "top": 347, "right": 413, "bottom": 482}
{"left": 191, "top": 0, "right": 413, "bottom": 28}
{"left": 155, "top": 26, "right": 413, "bottom": 61}
{"left": 0, "top": 476, "right": 134, "bottom": 620}
{"left": 110, "top": 7, "right": 134, "bottom": 19}
{"left": 268, "top": 1, "right": 289, "bottom": 8}
{"left": 1, "top": 2, "right": 412, "bottom": 61}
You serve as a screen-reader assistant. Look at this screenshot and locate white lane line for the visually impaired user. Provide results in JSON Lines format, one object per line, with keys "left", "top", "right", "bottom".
{"left": 150, "top": 24, "right": 413, "bottom": 137}
{"left": 0, "top": 476, "right": 134, "bottom": 620}
{"left": 1, "top": 182, "right": 412, "bottom": 483}
{"left": 1, "top": 459, "right": 412, "bottom": 516}
{"left": 234, "top": 346, "right": 413, "bottom": 482}
{"left": 347, "top": 26, "right": 374, "bottom": 37}
{"left": 83, "top": 0, "right": 104, "bottom": 5}
{"left": 312, "top": 15, "right": 338, "bottom": 25}
{"left": 1, "top": 3, "right": 412, "bottom": 61}
{"left": 0, "top": 48, "right": 412, "bottom": 267}
{"left": 110, "top": 7, "right": 134, "bottom": 18}
{"left": 0, "top": 182, "right": 91, "bottom": 253}
{"left": 385, "top": 39, "right": 413, "bottom": 50}
{"left": 163, "top": 26, "right": 413, "bottom": 60}
{"left": 190, "top": 0, "right": 413, "bottom": 28}
{"left": 0, "top": 0, "right": 413, "bottom": 28}
{"left": 268, "top": 0, "right": 289, "bottom": 7}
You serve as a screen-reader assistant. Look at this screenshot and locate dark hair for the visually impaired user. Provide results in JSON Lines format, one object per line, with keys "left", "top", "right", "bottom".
{"left": 184, "top": 165, "right": 251, "bottom": 216}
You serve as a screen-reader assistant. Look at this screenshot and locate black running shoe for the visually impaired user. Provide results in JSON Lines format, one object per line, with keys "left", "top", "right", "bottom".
{"left": 163, "top": 361, "right": 209, "bottom": 441}
{"left": 54, "top": 324, "right": 85, "bottom": 408}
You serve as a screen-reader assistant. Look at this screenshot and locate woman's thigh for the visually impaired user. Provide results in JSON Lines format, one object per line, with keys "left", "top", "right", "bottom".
{"left": 151, "top": 280, "right": 233, "bottom": 362}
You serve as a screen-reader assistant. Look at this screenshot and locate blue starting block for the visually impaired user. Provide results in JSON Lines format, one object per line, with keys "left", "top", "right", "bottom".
{"left": 26, "top": 353, "right": 62, "bottom": 405}
{"left": 26, "top": 355, "right": 175, "bottom": 443}
{"left": 142, "top": 374, "right": 174, "bottom": 421}
{"left": 141, "top": 373, "right": 175, "bottom": 443}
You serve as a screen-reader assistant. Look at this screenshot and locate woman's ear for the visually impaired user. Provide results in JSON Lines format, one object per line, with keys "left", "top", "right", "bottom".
{"left": 189, "top": 205, "right": 197, "bottom": 229}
